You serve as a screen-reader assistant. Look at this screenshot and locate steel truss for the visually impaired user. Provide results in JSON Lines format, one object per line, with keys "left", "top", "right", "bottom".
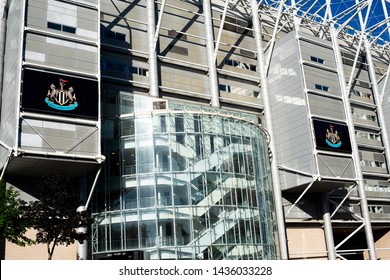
{"left": 251, "top": 0, "right": 390, "bottom": 260}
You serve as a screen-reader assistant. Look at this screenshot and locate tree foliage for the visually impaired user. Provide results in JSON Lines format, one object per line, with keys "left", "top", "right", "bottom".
{"left": 23, "top": 173, "right": 92, "bottom": 260}
{"left": 0, "top": 180, "right": 33, "bottom": 246}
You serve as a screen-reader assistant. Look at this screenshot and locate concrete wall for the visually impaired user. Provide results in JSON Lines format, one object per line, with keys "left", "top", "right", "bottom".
{"left": 363, "top": 230, "right": 390, "bottom": 260}
{"left": 286, "top": 227, "right": 328, "bottom": 260}
{"left": 4, "top": 229, "right": 77, "bottom": 260}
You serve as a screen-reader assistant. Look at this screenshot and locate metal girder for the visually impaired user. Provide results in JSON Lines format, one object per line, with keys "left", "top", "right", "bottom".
{"left": 251, "top": 0, "right": 288, "bottom": 259}
{"left": 285, "top": 177, "right": 319, "bottom": 216}
{"left": 265, "top": 0, "right": 286, "bottom": 76}
{"left": 325, "top": 0, "right": 377, "bottom": 260}
{"left": 154, "top": 0, "right": 167, "bottom": 51}
{"left": 147, "top": 0, "right": 159, "bottom": 97}
{"left": 345, "top": 1, "right": 372, "bottom": 93}
{"left": 213, "top": 0, "right": 230, "bottom": 62}
{"left": 322, "top": 193, "right": 336, "bottom": 260}
{"left": 335, "top": 223, "right": 366, "bottom": 251}
{"left": 0, "top": 148, "right": 13, "bottom": 181}
{"left": 329, "top": 184, "right": 362, "bottom": 220}
{"left": 203, "top": 0, "right": 220, "bottom": 107}
{"left": 380, "top": 64, "right": 390, "bottom": 103}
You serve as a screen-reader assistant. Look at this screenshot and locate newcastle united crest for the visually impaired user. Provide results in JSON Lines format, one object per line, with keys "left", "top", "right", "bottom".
{"left": 45, "top": 78, "right": 78, "bottom": 111}
{"left": 325, "top": 125, "right": 342, "bottom": 148}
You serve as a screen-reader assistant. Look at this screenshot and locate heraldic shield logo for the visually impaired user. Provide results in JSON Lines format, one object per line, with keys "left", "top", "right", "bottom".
{"left": 45, "top": 78, "right": 78, "bottom": 111}
{"left": 325, "top": 124, "right": 342, "bottom": 148}
{"left": 22, "top": 69, "right": 98, "bottom": 119}
{"left": 313, "top": 119, "right": 352, "bottom": 153}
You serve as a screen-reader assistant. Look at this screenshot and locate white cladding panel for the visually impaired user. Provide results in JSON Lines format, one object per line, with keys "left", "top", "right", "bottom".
{"left": 268, "top": 32, "right": 316, "bottom": 189}
{"left": 0, "top": 1, "right": 24, "bottom": 166}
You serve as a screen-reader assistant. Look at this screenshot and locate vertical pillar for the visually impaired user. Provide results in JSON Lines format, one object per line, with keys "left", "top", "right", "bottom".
{"left": 76, "top": 206, "right": 88, "bottom": 260}
{"left": 322, "top": 193, "right": 336, "bottom": 260}
{"left": 147, "top": 0, "right": 160, "bottom": 97}
{"left": 251, "top": 0, "right": 288, "bottom": 260}
{"left": 202, "top": 0, "right": 220, "bottom": 108}
{"left": 76, "top": 164, "right": 104, "bottom": 260}
{"left": 329, "top": 25, "right": 376, "bottom": 260}
{"left": 364, "top": 38, "right": 390, "bottom": 185}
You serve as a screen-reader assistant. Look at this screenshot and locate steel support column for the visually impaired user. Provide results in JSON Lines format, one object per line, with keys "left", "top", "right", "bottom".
{"left": 0, "top": 149, "right": 13, "bottom": 181}
{"left": 213, "top": 0, "right": 229, "bottom": 62}
{"left": 147, "top": 0, "right": 160, "bottom": 97}
{"left": 328, "top": 15, "right": 377, "bottom": 260}
{"left": 77, "top": 162, "right": 104, "bottom": 260}
{"left": 154, "top": 0, "right": 167, "bottom": 51}
{"left": 265, "top": 0, "right": 285, "bottom": 76}
{"left": 251, "top": 0, "right": 288, "bottom": 260}
{"left": 202, "top": 0, "right": 220, "bottom": 107}
{"left": 322, "top": 193, "right": 336, "bottom": 260}
{"left": 363, "top": 37, "right": 390, "bottom": 190}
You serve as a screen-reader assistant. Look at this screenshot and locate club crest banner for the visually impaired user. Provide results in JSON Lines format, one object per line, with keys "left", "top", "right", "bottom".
{"left": 22, "top": 69, "right": 98, "bottom": 119}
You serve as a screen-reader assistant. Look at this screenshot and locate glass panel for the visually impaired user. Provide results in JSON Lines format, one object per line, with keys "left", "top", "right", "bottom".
{"left": 125, "top": 218, "right": 138, "bottom": 249}
{"left": 123, "top": 187, "right": 137, "bottom": 209}
{"left": 96, "top": 93, "right": 276, "bottom": 259}
{"left": 110, "top": 219, "right": 122, "bottom": 250}
{"left": 140, "top": 220, "right": 157, "bottom": 248}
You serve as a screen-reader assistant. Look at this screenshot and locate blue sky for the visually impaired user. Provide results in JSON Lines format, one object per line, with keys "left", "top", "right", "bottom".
{"left": 262, "top": 0, "right": 390, "bottom": 43}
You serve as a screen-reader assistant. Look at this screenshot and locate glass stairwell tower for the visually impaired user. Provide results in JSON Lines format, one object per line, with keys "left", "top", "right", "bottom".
{"left": 92, "top": 93, "right": 277, "bottom": 260}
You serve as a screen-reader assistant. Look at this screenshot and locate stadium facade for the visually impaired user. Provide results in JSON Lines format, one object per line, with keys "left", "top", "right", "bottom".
{"left": 0, "top": 0, "right": 389, "bottom": 260}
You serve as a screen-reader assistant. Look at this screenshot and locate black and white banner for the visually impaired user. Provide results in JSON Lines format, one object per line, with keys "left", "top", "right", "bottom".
{"left": 22, "top": 69, "right": 98, "bottom": 119}
{"left": 313, "top": 119, "right": 352, "bottom": 153}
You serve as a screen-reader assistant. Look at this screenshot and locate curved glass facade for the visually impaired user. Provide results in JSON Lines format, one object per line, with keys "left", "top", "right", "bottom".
{"left": 92, "top": 93, "right": 277, "bottom": 260}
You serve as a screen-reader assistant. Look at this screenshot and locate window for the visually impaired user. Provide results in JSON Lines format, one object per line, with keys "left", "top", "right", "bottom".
{"left": 310, "top": 56, "right": 324, "bottom": 64}
{"left": 225, "top": 59, "right": 239, "bottom": 67}
{"left": 223, "top": 15, "right": 253, "bottom": 36}
{"left": 153, "top": 101, "right": 167, "bottom": 110}
{"left": 62, "top": 25, "right": 76, "bottom": 34}
{"left": 360, "top": 159, "right": 386, "bottom": 169}
{"left": 315, "top": 84, "right": 329, "bottom": 91}
{"left": 351, "top": 89, "right": 372, "bottom": 100}
{"left": 219, "top": 84, "right": 260, "bottom": 97}
{"left": 219, "top": 84, "right": 230, "bottom": 92}
{"left": 130, "top": 66, "right": 148, "bottom": 76}
{"left": 102, "top": 60, "right": 148, "bottom": 77}
{"left": 368, "top": 206, "right": 384, "bottom": 214}
{"left": 47, "top": 22, "right": 61, "bottom": 31}
{"left": 364, "top": 180, "right": 390, "bottom": 192}
{"left": 224, "top": 59, "right": 257, "bottom": 72}
{"left": 373, "top": 160, "right": 386, "bottom": 168}
{"left": 102, "top": 29, "right": 126, "bottom": 41}
{"left": 175, "top": 115, "right": 185, "bottom": 145}
{"left": 355, "top": 130, "right": 381, "bottom": 141}
{"left": 47, "top": 22, "right": 76, "bottom": 34}
{"left": 352, "top": 111, "right": 377, "bottom": 122}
